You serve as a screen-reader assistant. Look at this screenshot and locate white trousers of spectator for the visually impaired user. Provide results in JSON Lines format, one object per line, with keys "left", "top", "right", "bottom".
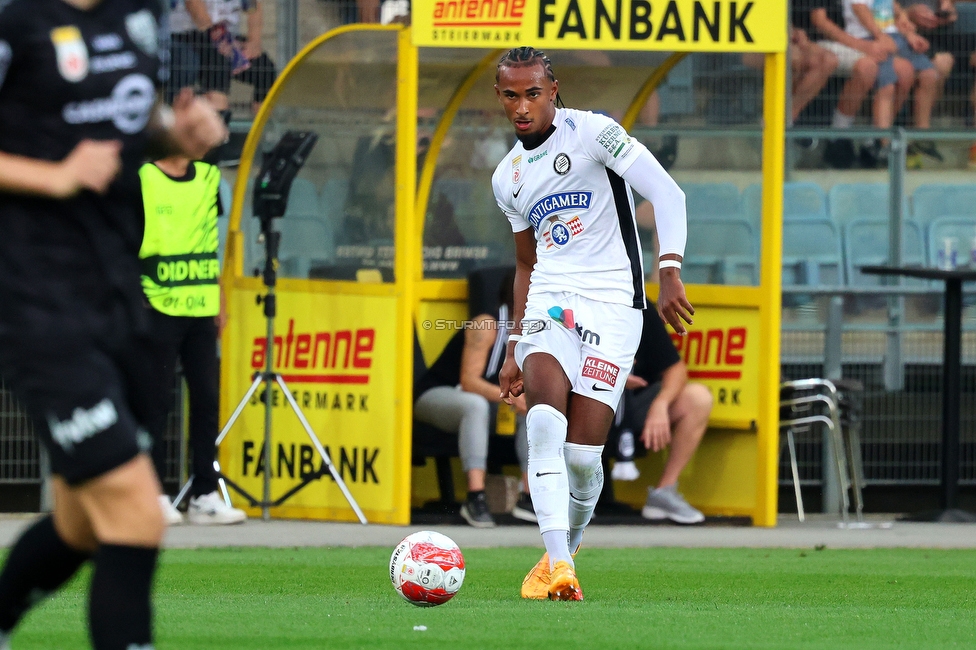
{"left": 414, "top": 386, "right": 490, "bottom": 472}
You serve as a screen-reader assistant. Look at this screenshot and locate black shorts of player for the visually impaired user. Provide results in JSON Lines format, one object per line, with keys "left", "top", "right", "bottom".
{"left": 607, "top": 381, "right": 663, "bottom": 461}
{"left": 169, "top": 30, "right": 277, "bottom": 104}
{"left": 0, "top": 314, "right": 157, "bottom": 486}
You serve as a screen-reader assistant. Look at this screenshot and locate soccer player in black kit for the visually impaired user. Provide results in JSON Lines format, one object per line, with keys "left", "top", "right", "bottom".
{"left": 0, "top": 1, "right": 227, "bottom": 648}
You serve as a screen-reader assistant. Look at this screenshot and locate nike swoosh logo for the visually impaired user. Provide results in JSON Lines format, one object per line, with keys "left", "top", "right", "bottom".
{"left": 592, "top": 384, "right": 612, "bottom": 392}
{"left": 513, "top": 186, "right": 523, "bottom": 198}
{"left": 535, "top": 471, "right": 561, "bottom": 477}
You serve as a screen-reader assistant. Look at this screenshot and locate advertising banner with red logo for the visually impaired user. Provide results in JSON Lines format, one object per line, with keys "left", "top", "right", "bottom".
{"left": 218, "top": 287, "right": 404, "bottom": 523}
{"left": 669, "top": 305, "right": 759, "bottom": 428}
{"left": 410, "top": 0, "right": 787, "bottom": 53}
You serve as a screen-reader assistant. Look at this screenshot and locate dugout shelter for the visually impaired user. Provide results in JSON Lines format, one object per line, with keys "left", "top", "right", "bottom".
{"left": 219, "top": 0, "right": 788, "bottom": 526}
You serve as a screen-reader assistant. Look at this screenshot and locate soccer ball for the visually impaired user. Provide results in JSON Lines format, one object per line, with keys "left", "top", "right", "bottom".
{"left": 390, "top": 530, "right": 465, "bottom": 607}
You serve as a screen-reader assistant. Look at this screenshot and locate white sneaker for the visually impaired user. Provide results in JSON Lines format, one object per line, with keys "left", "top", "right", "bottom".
{"left": 159, "top": 495, "right": 184, "bottom": 526}
{"left": 187, "top": 491, "right": 247, "bottom": 525}
{"left": 611, "top": 460, "right": 641, "bottom": 481}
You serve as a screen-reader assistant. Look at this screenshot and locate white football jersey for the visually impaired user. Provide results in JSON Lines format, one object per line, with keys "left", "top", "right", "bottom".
{"left": 492, "top": 108, "right": 648, "bottom": 309}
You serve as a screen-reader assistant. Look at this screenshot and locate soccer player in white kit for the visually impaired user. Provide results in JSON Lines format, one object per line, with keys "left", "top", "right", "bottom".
{"left": 492, "top": 47, "right": 694, "bottom": 601}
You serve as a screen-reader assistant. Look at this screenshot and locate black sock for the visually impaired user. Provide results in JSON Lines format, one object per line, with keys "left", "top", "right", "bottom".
{"left": 0, "top": 515, "right": 90, "bottom": 632}
{"left": 88, "top": 544, "right": 158, "bottom": 650}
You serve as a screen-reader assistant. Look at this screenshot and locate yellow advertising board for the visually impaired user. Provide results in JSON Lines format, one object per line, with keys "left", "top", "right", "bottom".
{"left": 668, "top": 305, "right": 760, "bottom": 429}
{"left": 411, "top": 0, "right": 787, "bottom": 52}
{"left": 218, "top": 285, "right": 407, "bottom": 523}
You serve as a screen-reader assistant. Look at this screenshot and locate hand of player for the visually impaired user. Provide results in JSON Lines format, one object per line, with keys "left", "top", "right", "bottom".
{"left": 625, "top": 374, "right": 649, "bottom": 390}
{"left": 511, "top": 392, "right": 528, "bottom": 415}
{"left": 57, "top": 139, "right": 122, "bottom": 197}
{"left": 170, "top": 88, "right": 229, "bottom": 161}
{"left": 657, "top": 267, "right": 694, "bottom": 335}
{"left": 499, "top": 355, "right": 524, "bottom": 402}
{"left": 642, "top": 401, "right": 672, "bottom": 453}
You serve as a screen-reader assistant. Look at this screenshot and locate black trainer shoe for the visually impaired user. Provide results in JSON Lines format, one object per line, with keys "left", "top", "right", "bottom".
{"left": 824, "top": 138, "right": 856, "bottom": 169}
{"left": 512, "top": 492, "right": 538, "bottom": 523}
{"left": 460, "top": 492, "right": 496, "bottom": 528}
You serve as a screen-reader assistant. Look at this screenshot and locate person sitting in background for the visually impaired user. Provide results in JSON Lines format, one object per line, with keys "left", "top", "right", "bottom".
{"left": 415, "top": 331, "right": 497, "bottom": 528}
{"left": 902, "top": 0, "right": 976, "bottom": 166}
{"left": 172, "top": 0, "right": 278, "bottom": 119}
{"left": 794, "top": 0, "right": 907, "bottom": 168}
{"left": 459, "top": 268, "right": 535, "bottom": 523}
{"left": 743, "top": 24, "right": 839, "bottom": 131}
{"left": 844, "top": 0, "right": 947, "bottom": 165}
{"left": 608, "top": 308, "right": 712, "bottom": 524}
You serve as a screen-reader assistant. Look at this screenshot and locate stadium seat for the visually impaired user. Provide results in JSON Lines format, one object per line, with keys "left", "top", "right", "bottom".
{"left": 319, "top": 174, "right": 350, "bottom": 224}
{"left": 927, "top": 215, "right": 976, "bottom": 268}
{"left": 783, "top": 218, "right": 844, "bottom": 286}
{"left": 679, "top": 182, "right": 742, "bottom": 220}
{"left": 744, "top": 181, "right": 829, "bottom": 226}
{"left": 277, "top": 215, "right": 335, "bottom": 278}
{"left": 683, "top": 217, "right": 757, "bottom": 285}
{"left": 828, "top": 183, "right": 898, "bottom": 230}
{"left": 911, "top": 184, "right": 976, "bottom": 230}
{"left": 843, "top": 218, "right": 927, "bottom": 286}
{"left": 285, "top": 177, "right": 321, "bottom": 217}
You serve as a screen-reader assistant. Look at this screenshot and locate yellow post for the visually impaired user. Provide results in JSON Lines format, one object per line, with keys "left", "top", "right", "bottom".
{"left": 394, "top": 27, "right": 420, "bottom": 523}
{"left": 755, "top": 51, "right": 787, "bottom": 527}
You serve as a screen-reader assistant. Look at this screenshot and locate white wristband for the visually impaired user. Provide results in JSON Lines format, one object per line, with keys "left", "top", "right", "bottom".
{"left": 508, "top": 334, "right": 522, "bottom": 343}
{"left": 659, "top": 259, "right": 682, "bottom": 270}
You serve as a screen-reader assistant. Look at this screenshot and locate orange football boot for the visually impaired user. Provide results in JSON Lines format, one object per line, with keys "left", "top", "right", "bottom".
{"left": 520, "top": 552, "right": 551, "bottom": 599}
{"left": 547, "top": 561, "right": 583, "bottom": 601}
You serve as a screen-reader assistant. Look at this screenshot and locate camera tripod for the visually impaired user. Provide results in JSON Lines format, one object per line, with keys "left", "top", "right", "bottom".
{"left": 173, "top": 131, "right": 366, "bottom": 523}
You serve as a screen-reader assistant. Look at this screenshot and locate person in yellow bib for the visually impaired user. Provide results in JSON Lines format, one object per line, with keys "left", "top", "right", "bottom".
{"left": 139, "top": 155, "right": 245, "bottom": 526}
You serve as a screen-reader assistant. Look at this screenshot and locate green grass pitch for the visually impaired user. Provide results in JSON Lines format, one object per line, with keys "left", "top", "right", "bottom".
{"left": 5, "top": 546, "right": 976, "bottom": 649}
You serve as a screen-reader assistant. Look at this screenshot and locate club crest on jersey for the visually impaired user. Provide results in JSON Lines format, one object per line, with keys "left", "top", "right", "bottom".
{"left": 126, "top": 10, "right": 158, "bottom": 56}
{"left": 554, "top": 153, "right": 571, "bottom": 175}
{"left": 542, "top": 216, "right": 584, "bottom": 249}
{"left": 527, "top": 191, "right": 592, "bottom": 231}
{"left": 51, "top": 26, "right": 89, "bottom": 83}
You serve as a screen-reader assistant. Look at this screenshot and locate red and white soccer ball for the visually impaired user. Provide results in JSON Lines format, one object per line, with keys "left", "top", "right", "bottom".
{"left": 390, "top": 530, "right": 465, "bottom": 607}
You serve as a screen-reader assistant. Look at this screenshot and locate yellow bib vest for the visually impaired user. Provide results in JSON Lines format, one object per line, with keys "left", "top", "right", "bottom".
{"left": 139, "top": 161, "right": 222, "bottom": 317}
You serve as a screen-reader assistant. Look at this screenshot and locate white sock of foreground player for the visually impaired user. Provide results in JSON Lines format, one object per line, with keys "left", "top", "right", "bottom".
{"left": 525, "top": 404, "right": 573, "bottom": 569}
{"left": 565, "top": 442, "right": 604, "bottom": 555}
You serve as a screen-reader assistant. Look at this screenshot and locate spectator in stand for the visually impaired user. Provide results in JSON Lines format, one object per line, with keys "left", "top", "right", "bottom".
{"left": 793, "top": 0, "right": 910, "bottom": 168}
{"left": 171, "top": 0, "right": 278, "bottom": 120}
{"left": 843, "top": 0, "right": 948, "bottom": 164}
{"left": 744, "top": 25, "right": 838, "bottom": 129}
{"left": 902, "top": 0, "right": 976, "bottom": 166}
{"left": 607, "top": 309, "right": 712, "bottom": 524}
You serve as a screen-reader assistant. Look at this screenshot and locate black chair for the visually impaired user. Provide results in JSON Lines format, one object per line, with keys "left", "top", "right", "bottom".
{"left": 411, "top": 333, "right": 460, "bottom": 506}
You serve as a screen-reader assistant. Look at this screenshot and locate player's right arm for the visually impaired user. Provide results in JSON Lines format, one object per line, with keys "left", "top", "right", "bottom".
{"left": 499, "top": 228, "right": 536, "bottom": 400}
{"left": 0, "top": 142, "right": 122, "bottom": 199}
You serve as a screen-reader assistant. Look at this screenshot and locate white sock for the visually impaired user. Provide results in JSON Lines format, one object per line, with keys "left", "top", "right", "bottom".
{"left": 832, "top": 110, "right": 855, "bottom": 129}
{"left": 565, "top": 442, "right": 604, "bottom": 554}
{"left": 525, "top": 404, "right": 572, "bottom": 568}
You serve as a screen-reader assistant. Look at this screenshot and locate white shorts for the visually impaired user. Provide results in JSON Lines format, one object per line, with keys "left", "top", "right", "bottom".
{"left": 514, "top": 291, "right": 643, "bottom": 412}
{"left": 817, "top": 41, "right": 864, "bottom": 76}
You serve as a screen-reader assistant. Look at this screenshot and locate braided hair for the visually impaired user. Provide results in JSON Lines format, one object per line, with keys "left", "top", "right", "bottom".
{"left": 496, "top": 47, "right": 565, "bottom": 108}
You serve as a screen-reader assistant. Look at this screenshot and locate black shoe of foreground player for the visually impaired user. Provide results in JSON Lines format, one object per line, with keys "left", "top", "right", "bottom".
{"left": 460, "top": 491, "right": 496, "bottom": 528}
